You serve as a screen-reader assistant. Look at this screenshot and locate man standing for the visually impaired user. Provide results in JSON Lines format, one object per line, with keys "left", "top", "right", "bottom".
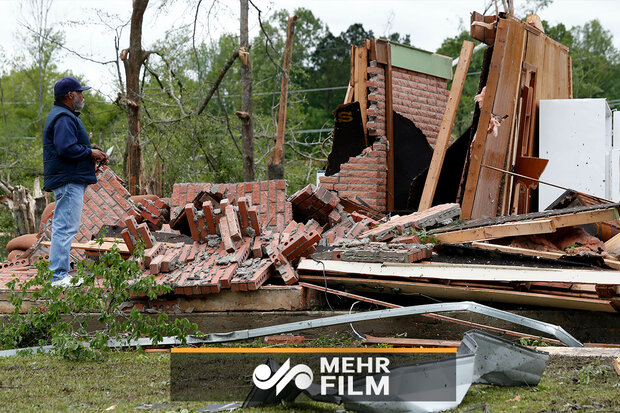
{"left": 42, "top": 76, "right": 107, "bottom": 286}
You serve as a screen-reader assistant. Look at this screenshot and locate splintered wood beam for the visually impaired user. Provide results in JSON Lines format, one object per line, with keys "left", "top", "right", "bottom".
{"left": 42, "top": 239, "right": 187, "bottom": 255}
{"left": 385, "top": 42, "right": 395, "bottom": 211}
{"left": 419, "top": 40, "right": 474, "bottom": 211}
{"left": 468, "top": 241, "right": 620, "bottom": 270}
{"left": 470, "top": 241, "right": 565, "bottom": 259}
{"left": 363, "top": 335, "right": 461, "bottom": 348}
{"left": 433, "top": 219, "right": 555, "bottom": 244}
{"left": 433, "top": 206, "right": 620, "bottom": 244}
{"left": 353, "top": 45, "right": 368, "bottom": 139}
{"left": 604, "top": 232, "right": 620, "bottom": 256}
{"left": 343, "top": 81, "right": 353, "bottom": 104}
{"left": 298, "top": 274, "right": 617, "bottom": 313}
{"left": 268, "top": 15, "right": 297, "bottom": 177}
{"left": 542, "top": 207, "right": 619, "bottom": 228}
{"left": 42, "top": 240, "right": 130, "bottom": 254}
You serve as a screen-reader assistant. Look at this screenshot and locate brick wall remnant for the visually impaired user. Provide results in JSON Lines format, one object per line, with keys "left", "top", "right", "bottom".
{"left": 367, "top": 62, "right": 449, "bottom": 148}
{"left": 171, "top": 180, "right": 292, "bottom": 232}
{"left": 318, "top": 138, "right": 388, "bottom": 212}
{"left": 320, "top": 56, "right": 449, "bottom": 212}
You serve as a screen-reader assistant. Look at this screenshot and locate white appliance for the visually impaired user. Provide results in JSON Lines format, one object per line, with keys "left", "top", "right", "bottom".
{"left": 538, "top": 98, "right": 616, "bottom": 210}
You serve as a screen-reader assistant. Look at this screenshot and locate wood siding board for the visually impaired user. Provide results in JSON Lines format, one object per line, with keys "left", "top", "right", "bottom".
{"left": 460, "top": 19, "right": 510, "bottom": 219}
{"left": 471, "top": 19, "right": 526, "bottom": 219}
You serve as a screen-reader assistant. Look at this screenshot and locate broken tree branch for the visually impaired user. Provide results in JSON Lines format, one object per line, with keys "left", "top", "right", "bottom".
{"left": 218, "top": 89, "right": 243, "bottom": 156}
{"left": 20, "top": 23, "right": 116, "bottom": 65}
{"left": 248, "top": 0, "right": 286, "bottom": 74}
{"left": 0, "top": 177, "right": 14, "bottom": 200}
{"left": 195, "top": 49, "right": 240, "bottom": 116}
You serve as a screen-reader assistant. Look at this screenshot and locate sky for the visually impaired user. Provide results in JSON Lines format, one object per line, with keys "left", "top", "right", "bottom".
{"left": 1, "top": 0, "right": 620, "bottom": 99}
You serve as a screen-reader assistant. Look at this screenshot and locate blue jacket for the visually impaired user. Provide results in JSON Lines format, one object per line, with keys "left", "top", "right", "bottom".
{"left": 42, "top": 103, "right": 96, "bottom": 191}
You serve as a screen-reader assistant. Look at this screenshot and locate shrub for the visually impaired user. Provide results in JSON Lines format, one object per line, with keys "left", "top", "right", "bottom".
{"left": 0, "top": 242, "right": 198, "bottom": 361}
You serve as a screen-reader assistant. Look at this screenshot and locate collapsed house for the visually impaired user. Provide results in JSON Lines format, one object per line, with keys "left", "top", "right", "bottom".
{"left": 1, "top": 13, "right": 619, "bottom": 331}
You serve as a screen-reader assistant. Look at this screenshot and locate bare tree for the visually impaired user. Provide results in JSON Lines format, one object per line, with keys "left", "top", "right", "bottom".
{"left": 120, "top": 0, "right": 155, "bottom": 195}
{"left": 239, "top": 0, "right": 254, "bottom": 181}
{"left": 17, "top": 0, "right": 63, "bottom": 140}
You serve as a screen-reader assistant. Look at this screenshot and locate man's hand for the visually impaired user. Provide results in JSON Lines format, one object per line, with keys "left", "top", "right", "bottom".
{"left": 91, "top": 149, "right": 107, "bottom": 162}
{"left": 91, "top": 149, "right": 108, "bottom": 171}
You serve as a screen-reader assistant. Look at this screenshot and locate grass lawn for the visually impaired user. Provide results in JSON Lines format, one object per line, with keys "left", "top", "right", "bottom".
{"left": 0, "top": 350, "right": 618, "bottom": 412}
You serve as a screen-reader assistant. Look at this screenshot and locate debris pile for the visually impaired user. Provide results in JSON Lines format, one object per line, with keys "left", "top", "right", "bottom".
{"left": 2, "top": 11, "right": 620, "bottom": 316}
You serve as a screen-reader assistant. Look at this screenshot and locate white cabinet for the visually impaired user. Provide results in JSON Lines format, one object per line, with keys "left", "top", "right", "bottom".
{"left": 538, "top": 99, "right": 614, "bottom": 210}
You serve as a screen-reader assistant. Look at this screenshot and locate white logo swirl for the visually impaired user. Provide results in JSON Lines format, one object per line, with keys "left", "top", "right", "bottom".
{"left": 252, "top": 358, "right": 314, "bottom": 395}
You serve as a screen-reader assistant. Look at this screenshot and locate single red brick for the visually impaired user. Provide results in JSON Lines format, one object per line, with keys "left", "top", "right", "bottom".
{"left": 219, "top": 217, "right": 235, "bottom": 253}
{"left": 184, "top": 204, "right": 201, "bottom": 242}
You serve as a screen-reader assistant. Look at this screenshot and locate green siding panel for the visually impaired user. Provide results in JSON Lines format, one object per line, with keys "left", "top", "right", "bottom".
{"left": 390, "top": 43, "right": 453, "bottom": 80}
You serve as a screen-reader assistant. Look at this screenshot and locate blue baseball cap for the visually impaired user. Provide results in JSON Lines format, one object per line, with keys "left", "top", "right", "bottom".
{"left": 54, "top": 76, "right": 91, "bottom": 97}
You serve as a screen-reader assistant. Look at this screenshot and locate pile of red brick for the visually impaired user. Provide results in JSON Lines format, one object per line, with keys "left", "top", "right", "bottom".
{"left": 1, "top": 170, "right": 454, "bottom": 294}
{"left": 127, "top": 192, "right": 324, "bottom": 294}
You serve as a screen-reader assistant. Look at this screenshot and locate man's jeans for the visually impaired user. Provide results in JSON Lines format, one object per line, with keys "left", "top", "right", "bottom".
{"left": 49, "top": 183, "right": 86, "bottom": 281}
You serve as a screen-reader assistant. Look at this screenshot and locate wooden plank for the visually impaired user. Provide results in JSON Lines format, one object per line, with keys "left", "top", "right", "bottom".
{"left": 299, "top": 282, "right": 400, "bottom": 308}
{"left": 297, "top": 258, "right": 620, "bottom": 285}
{"left": 536, "top": 207, "right": 619, "bottom": 228}
{"left": 353, "top": 45, "right": 368, "bottom": 140}
{"left": 522, "top": 28, "right": 544, "bottom": 137}
{"left": 507, "top": 62, "right": 538, "bottom": 215}
{"left": 469, "top": 241, "right": 620, "bottom": 271}
{"left": 431, "top": 205, "right": 620, "bottom": 235}
{"left": 42, "top": 240, "right": 129, "bottom": 254}
{"left": 298, "top": 274, "right": 617, "bottom": 313}
{"left": 418, "top": 41, "right": 474, "bottom": 211}
{"left": 363, "top": 335, "right": 461, "bottom": 348}
{"left": 540, "top": 37, "right": 571, "bottom": 101}
{"left": 433, "top": 219, "right": 555, "bottom": 244}
{"left": 460, "top": 19, "right": 509, "bottom": 218}
{"left": 568, "top": 56, "right": 573, "bottom": 98}
{"left": 470, "top": 241, "right": 564, "bottom": 259}
{"left": 470, "top": 12, "right": 497, "bottom": 45}
{"left": 371, "top": 38, "right": 388, "bottom": 65}
{"left": 343, "top": 82, "right": 353, "bottom": 104}
{"left": 386, "top": 43, "right": 395, "bottom": 211}
{"left": 469, "top": 18, "right": 527, "bottom": 219}
{"left": 102, "top": 237, "right": 125, "bottom": 243}
{"left": 604, "top": 232, "right": 620, "bottom": 256}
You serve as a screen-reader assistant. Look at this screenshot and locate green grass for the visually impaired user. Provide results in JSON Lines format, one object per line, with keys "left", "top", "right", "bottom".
{"left": 0, "top": 351, "right": 618, "bottom": 412}
{"left": 454, "top": 357, "right": 620, "bottom": 412}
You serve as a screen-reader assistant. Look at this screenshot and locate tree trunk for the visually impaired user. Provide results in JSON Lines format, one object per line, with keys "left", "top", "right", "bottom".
{"left": 122, "top": 0, "right": 149, "bottom": 195}
{"left": 267, "top": 15, "right": 297, "bottom": 180}
{"left": 240, "top": 0, "right": 254, "bottom": 182}
{"left": 7, "top": 186, "right": 37, "bottom": 235}
{"left": 0, "top": 178, "right": 46, "bottom": 236}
